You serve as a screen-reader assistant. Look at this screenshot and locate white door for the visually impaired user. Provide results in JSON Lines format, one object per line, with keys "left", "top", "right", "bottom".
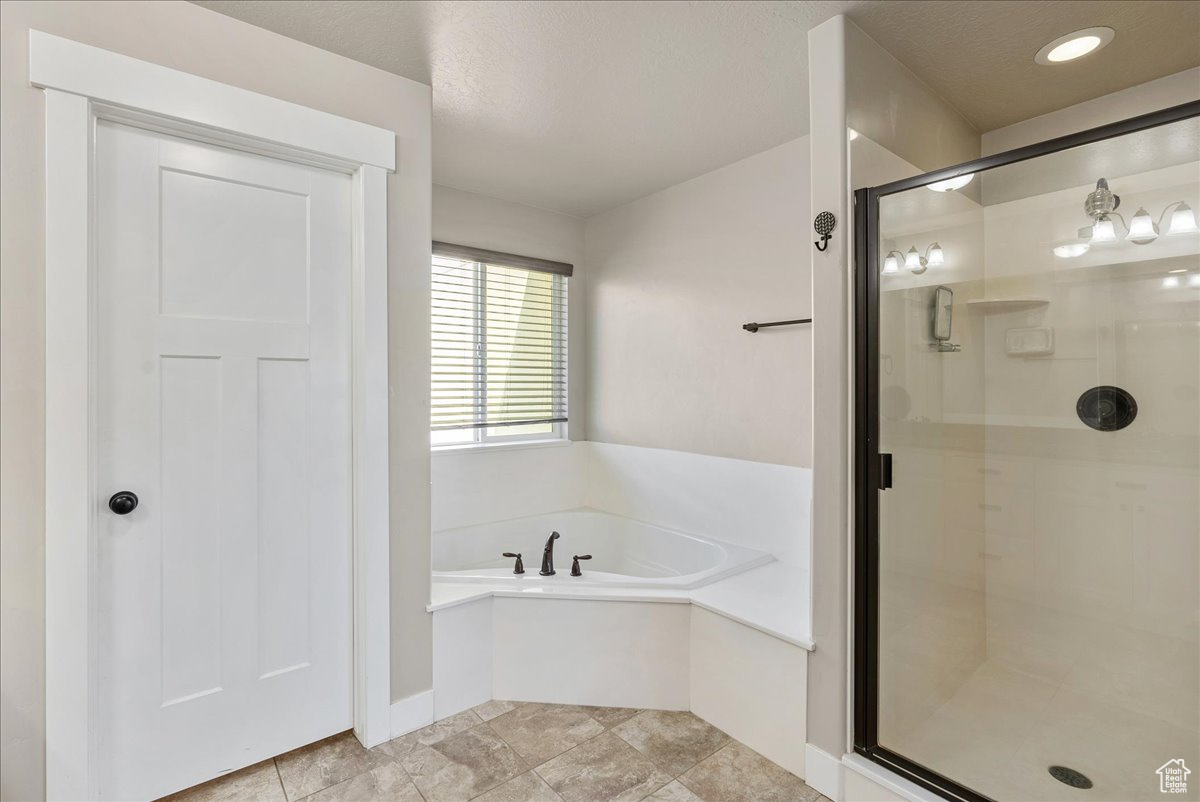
{"left": 94, "top": 121, "right": 354, "bottom": 801}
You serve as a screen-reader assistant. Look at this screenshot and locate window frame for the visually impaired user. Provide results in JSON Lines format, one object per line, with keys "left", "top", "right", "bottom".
{"left": 430, "top": 254, "right": 569, "bottom": 452}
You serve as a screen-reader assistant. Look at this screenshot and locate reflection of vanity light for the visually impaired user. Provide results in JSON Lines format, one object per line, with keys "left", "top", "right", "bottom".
{"left": 927, "top": 242, "right": 944, "bottom": 266}
{"left": 1189, "top": 273, "right": 1200, "bottom": 288}
{"left": 904, "top": 247, "right": 921, "bottom": 270}
{"left": 1126, "top": 207, "right": 1158, "bottom": 244}
{"left": 1053, "top": 242, "right": 1089, "bottom": 258}
{"left": 1162, "top": 276, "right": 1180, "bottom": 289}
{"left": 1090, "top": 217, "right": 1117, "bottom": 243}
{"left": 882, "top": 243, "right": 943, "bottom": 275}
{"left": 1168, "top": 202, "right": 1198, "bottom": 235}
{"left": 1078, "top": 178, "right": 1198, "bottom": 246}
{"left": 927, "top": 174, "right": 974, "bottom": 192}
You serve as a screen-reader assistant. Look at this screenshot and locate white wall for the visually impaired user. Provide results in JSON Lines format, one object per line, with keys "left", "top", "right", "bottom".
{"left": 584, "top": 137, "right": 812, "bottom": 468}
{"left": 432, "top": 442, "right": 812, "bottom": 569}
{"left": 493, "top": 597, "right": 693, "bottom": 710}
{"left": 432, "top": 185, "right": 588, "bottom": 438}
{"left": 690, "top": 606, "right": 808, "bottom": 777}
{"left": 587, "top": 443, "right": 810, "bottom": 567}
{"left": 431, "top": 444, "right": 587, "bottom": 532}
{"left": 0, "top": 5, "right": 431, "bottom": 800}
{"left": 981, "top": 67, "right": 1200, "bottom": 155}
{"left": 806, "top": 15, "right": 985, "bottom": 762}
{"left": 845, "top": 22, "right": 979, "bottom": 174}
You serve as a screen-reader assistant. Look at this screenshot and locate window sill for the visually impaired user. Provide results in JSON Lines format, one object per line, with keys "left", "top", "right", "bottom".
{"left": 430, "top": 438, "right": 573, "bottom": 456}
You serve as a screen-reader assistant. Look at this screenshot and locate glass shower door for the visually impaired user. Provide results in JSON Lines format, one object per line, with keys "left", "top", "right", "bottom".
{"left": 856, "top": 107, "right": 1200, "bottom": 802}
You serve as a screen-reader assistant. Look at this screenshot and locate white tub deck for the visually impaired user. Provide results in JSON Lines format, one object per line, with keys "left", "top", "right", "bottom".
{"left": 430, "top": 559, "right": 813, "bottom": 650}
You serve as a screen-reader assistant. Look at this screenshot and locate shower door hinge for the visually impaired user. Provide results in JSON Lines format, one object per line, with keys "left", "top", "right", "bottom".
{"left": 879, "top": 453, "right": 893, "bottom": 490}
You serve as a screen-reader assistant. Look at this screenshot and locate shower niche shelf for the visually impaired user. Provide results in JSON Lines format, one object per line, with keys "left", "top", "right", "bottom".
{"left": 966, "top": 297, "right": 1050, "bottom": 313}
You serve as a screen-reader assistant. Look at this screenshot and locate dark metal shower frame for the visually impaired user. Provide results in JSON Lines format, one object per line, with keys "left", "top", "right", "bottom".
{"left": 852, "top": 100, "right": 1200, "bottom": 802}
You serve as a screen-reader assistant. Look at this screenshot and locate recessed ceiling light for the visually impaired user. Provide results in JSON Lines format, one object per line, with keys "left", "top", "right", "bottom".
{"left": 1035, "top": 27, "right": 1115, "bottom": 65}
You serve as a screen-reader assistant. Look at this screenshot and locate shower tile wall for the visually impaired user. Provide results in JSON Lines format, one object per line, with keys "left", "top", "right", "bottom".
{"left": 977, "top": 165, "right": 1199, "bottom": 684}
{"left": 974, "top": 166, "right": 1199, "bottom": 801}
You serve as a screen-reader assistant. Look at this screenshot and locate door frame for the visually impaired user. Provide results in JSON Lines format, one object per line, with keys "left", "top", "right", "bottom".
{"left": 851, "top": 99, "right": 1200, "bottom": 802}
{"left": 33, "top": 30, "right": 399, "bottom": 801}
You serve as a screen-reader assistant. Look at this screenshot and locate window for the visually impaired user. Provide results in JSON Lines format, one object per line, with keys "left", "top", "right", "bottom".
{"left": 431, "top": 242, "right": 570, "bottom": 448}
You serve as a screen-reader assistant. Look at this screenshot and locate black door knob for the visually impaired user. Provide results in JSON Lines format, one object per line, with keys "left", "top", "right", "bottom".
{"left": 108, "top": 491, "right": 138, "bottom": 515}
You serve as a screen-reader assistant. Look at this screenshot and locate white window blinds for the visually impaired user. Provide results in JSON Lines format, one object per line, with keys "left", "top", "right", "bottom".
{"left": 431, "top": 242, "right": 569, "bottom": 433}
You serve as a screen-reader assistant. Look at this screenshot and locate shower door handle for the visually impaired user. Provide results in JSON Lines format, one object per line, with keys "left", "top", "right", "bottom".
{"left": 878, "top": 453, "right": 893, "bottom": 490}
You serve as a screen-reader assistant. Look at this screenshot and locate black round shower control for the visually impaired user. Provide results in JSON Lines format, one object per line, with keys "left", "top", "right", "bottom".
{"left": 108, "top": 491, "right": 139, "bottom": 515}
{"left": 1076, "top": 386, "right": 1137, "bottom": 432}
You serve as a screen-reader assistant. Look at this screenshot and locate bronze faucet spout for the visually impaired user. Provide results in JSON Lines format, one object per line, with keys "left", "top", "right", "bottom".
{"left": 539, "top": 531, "right": 560, "bottom": 576}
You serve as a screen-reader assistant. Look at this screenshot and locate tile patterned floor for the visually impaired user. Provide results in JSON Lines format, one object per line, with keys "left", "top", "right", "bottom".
{"left": 160, "top": 703, "right": 829, "bottom": 802}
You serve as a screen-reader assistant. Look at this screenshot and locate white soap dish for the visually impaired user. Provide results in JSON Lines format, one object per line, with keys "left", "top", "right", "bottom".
{"left": 1005, "top": 327, "right": 1054, "bottom": 356}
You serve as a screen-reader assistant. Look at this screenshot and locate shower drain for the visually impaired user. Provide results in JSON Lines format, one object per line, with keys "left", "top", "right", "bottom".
{"left": 1049, "top": 766, "right": 1094, "bottom": 789}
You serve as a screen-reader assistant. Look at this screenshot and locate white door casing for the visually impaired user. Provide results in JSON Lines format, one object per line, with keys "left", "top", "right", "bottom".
{"left": 34, "top": 31, "right": 405, "bottom": 801}
{"left": 95, "top": 123, "right": 354, "bottom": 800}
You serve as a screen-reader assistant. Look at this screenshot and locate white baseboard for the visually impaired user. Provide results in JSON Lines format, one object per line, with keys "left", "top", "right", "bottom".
{"left": 804, "top": 744, "right": 844, "bottom": 801}
{"left": 389, "top": 690, "right": 435, "bottom": 739}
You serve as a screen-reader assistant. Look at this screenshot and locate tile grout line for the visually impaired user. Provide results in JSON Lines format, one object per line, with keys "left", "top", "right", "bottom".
{"left": 674, "top": 741, "right": 735, "bottom": 796}
{"left": 452, "top": 719, "right": 533, "bottom": 801}
{"left": 519, "top": 709, "right": 612, "bottom": 778}
{"left": 669, "top": 735, "right": 732, "bottom": 780}
{"left": 465, "top": 770, "right": 566, "bottom": 802}
{"left": 393, "top": 709, "right": 492, "bottom": 802}
{"left": 381, "top": 732, "right": 433, "bottom": 802}
{"left": 286, "top": 728, "right": 434, "bottom": 802}
{"left": 272, "top": 758, "right": 288, "bottom": 802}
{"left": 525, "top": 714, "right": 680, "bottom": 802}
{"left": 606, "top": 711, "right": 733, "bottom": 780}
{"left": 482, "top": 707, "right": 607, "bottom": 772}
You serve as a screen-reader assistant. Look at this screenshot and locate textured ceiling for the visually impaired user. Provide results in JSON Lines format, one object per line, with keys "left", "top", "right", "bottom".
{"left": 191, "top": 0, "right": 1200, "bottom": 217}
{"left": 851, "top": 0, "right": 1200, "bottom": 132}
{"left": 192, "top": 0, "right": 860, "bottom": 216}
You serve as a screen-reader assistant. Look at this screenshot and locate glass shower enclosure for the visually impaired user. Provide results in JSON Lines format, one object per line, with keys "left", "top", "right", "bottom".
{"left": 854, "top": 103, "right": 1200, "bottom": 802}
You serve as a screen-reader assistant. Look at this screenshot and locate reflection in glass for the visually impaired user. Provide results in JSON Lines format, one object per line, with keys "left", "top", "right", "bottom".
{"left": 874, "top": 116, "right": 1199, "bottom": 801}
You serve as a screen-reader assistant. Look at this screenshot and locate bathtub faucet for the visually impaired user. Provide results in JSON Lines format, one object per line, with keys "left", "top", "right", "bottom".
{"left": 539, "top": 531, "right": 561, "bottom": 576}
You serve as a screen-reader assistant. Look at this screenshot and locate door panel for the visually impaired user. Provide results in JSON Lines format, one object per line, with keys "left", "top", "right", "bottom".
{"left": 159, "top": 168, "right": 310, "bottom": 323}
{"left": 257, "top": 357, "right": 313, "bottom": 679}
{"left": 159, "top": 355, "right": 224, "bottom": 706}
{"left": 95, "top": 121, "right": 353, "bottom": 801}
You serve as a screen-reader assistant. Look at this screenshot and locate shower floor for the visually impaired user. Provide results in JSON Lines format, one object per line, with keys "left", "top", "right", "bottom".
{"left": 889, "top": 641, "right": 1199, "bottom": 802}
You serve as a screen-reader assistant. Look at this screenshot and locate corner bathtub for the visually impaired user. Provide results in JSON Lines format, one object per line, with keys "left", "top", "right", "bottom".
{"left": 432, "top": 509, "right": 772, "bottom": 589}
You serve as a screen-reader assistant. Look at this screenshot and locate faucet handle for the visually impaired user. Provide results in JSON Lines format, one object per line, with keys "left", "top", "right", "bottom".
{"left": 502, "top": 552, "right": 525, "bottom": 575}
{"left": 570, "top": 554, "right": 592, "bottom": 577}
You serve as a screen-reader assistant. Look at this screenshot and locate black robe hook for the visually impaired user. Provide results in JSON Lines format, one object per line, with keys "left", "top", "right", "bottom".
{"left": 814, "top": 211, "right": 836, "bottom": 251}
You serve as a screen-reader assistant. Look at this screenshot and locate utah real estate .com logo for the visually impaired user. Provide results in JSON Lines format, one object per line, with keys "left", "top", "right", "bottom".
{"left": 1158, "top": 759, "right": 1190, "bottom": 794}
